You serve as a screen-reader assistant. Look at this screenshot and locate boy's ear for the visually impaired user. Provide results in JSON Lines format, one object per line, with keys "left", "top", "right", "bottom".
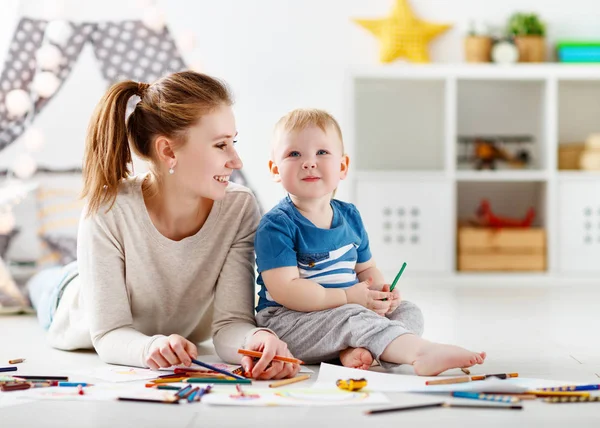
{"left": 268, "top": 160, "right": 282, "bottom": 183}
{"left": 339, "top": 154, "right": 350, "bottom": 180}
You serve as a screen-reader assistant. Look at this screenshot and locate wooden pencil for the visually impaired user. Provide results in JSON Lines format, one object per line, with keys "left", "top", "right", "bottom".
{"left": 425, "top": 376, "right": 474, "bottom": 386}
{"left": 237, "top": 349, "right": 304, "bottom": 365}
{"left": 117, "top": 397, "right": 179, "bottom": 404}
{"left": 269, "top": 374, "right": 311, "bottom": 388}
{"left": 366, "top": 402, "right": 446, "bottom": 414}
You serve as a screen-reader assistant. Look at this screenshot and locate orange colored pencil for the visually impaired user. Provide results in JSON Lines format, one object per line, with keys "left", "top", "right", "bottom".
{"left": 237, "top": 349, "right": 304, "bottom": 365}
{"left": 150, "top": 377, "right": 189, "bottom": 384}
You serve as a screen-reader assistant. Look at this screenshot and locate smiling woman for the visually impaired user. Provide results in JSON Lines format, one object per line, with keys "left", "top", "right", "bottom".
{"left": 26, "top": 71, "right": 301, "bottom": 381}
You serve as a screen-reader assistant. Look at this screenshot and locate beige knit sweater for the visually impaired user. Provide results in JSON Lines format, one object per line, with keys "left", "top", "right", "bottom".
{"left": 48, "top": 174, "right": 263, "bottom": 368}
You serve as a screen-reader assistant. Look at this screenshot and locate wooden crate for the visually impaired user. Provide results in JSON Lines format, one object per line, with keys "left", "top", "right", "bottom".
{"left": 457, "top": 227, "right": 546, "bottom": 271}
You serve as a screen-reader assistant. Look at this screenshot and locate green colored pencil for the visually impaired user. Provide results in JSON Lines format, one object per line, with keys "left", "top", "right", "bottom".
{"left": 185, "top": 378, "right": 252, "bottom": 384}
{"left": 389, "top": 262, "right": 407, "bottom": 292}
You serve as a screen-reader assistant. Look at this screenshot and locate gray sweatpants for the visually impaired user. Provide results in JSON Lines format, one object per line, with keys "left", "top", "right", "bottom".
{"left": 255, "top": 301, "right": 424, "bottom": 368}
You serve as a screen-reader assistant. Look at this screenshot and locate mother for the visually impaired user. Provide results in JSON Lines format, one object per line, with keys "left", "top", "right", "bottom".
{"left": 30, "top": 71, "right": 299, "bottom": 380}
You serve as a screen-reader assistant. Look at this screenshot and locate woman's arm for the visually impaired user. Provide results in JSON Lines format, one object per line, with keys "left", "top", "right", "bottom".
{"left": 77, "top": 208, "right": 164, "bottom": 367}
{"left": 211, "top": 193, "right": 269, "bottom": 364}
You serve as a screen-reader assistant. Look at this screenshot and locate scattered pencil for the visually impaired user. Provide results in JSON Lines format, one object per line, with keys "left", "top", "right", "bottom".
{"left": 8, "top": 359, "right": 25, "bottom": 365}
{"left": 425, "top": 376, "right": 473, "bottom": 386}
{"left": 461, "top": 368, "right": 471, "bottom": 375}
{"left": 525, "top": 390, "right": 591, "bottom": 398}
{"left": 365, "top": 401, "right": 523, "bottom": 415}
{"left": 190, "top": 358, "right": 246, "bottom": 380}
{"left": 118, "top": 397, "right": 179, "bottom": 404}
{"left": 544, "top": 396, "right": 600, "bottom": 403}
{"left": 426, "top": 373, "right": 518, "bottom": 386}
{"left": 269, "top": 374, "right": 311, "bottom": 388}
{"left": 237, "top": 349, "right": 304, "bottom": 365}
{"left": 0, "top": 367, "right": 18, "bottom": 373}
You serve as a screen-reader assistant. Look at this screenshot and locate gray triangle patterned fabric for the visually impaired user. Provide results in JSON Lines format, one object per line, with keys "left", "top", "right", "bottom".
{"left": 89, "top": 20, "right": 186, "bottom": 85}
{"left": 0, "top": 18, "right": 93, "bottom": 151}
{"left": 0, "top": 18, "right": 259, "bottom": 208}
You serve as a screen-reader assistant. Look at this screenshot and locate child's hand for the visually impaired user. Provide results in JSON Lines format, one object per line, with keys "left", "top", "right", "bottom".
{"left": 344, "top": 278, "right": 392, "bottom": 315}
{"left": 145, "top": 334, "right": 198, "bottom": 370}
{"left": 382, "top": 283, "right": 402, "bottom": 315}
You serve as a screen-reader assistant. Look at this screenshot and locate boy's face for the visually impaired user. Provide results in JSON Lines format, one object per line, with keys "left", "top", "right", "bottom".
{"left": 269, "top": 125, "right": 349, "bottom": 200}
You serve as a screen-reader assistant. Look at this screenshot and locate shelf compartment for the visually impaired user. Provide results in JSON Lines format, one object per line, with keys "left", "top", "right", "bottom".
{"left": 457, "top": 79, "right": 546, "bottom": 171}
{"left": 558, "top": 79, "right": 600, "bottom": 171}
{"left": 353, "top": 78, "right": 446, "bottom": 171}
{"left": 456, "top": 181, "right": 547, "bottom": 272}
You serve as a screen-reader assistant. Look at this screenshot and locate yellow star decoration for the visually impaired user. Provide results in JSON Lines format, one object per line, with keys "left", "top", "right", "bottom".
{"left": 354, "top": 0, "right": 452, "bottom": 63}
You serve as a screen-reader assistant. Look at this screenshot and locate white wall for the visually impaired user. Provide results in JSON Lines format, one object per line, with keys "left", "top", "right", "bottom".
{"left": 2, "top": 0, "right": 600, "bottom": 211}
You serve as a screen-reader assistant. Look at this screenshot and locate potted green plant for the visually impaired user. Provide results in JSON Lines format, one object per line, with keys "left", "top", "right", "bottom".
{"left": 507, "top": 12, "right": 546, "bottom": 62}
{"left": 464, "top": 20, "right": 492, "bottom": 63}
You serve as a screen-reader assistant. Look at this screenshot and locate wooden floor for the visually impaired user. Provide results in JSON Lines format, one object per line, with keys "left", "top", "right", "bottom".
{"left": 1, "top": 283, "right": 599, "bottom": 427}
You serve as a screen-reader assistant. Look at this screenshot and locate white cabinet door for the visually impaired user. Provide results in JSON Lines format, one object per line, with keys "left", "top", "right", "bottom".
{"left": 355, "top": 178, "right": 452, "bottom": 273}
{"left": 558, "top": 180, "right": 600, "bottom": 273}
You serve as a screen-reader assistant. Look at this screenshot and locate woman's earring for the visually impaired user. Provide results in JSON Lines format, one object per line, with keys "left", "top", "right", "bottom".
{"left": 169, "top": 167, "right": 174, "bottom": 175}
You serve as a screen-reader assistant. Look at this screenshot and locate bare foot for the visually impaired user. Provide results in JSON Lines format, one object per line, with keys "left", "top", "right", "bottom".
{"left": 339, "top": 347, "right": 373, "bottom": 370}
{"left": 412, "top": 342, "right": 486, "bottom": 376}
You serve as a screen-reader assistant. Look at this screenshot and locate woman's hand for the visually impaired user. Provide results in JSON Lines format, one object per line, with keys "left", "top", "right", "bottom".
{"left": 382, "top": 283, "right": 401, "bottom": 315}
{"left": 241, "top": 330, "right": 301, "bottom": 380}
{"left": 146, "top": 334, "right": 198, "bottom": 370}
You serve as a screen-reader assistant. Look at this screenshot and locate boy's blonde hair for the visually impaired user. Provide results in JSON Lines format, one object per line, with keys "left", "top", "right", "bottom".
{"left": 272, "top": 108, "right": 345, "bottom": 154}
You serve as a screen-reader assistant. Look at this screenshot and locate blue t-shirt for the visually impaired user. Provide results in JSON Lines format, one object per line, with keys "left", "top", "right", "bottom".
{"left": 255, "top": 196, "right": 372, "bottom": 313}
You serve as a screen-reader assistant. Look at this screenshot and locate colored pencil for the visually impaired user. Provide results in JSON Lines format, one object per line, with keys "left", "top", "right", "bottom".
{"left": 461, "top": 368, "right": 471, "bottom": 375}
{"left": 426, "top": 373, "right": 517, "bottom": 386}
{"left": 269, "top": 374, "right": 311, "bottom": 388}
{"left": 186, "top": 377, "right": 252, "bottom": 384}
{"left": 538, "top": 384, "right": 599, "bottom": 392}
{"left": 544, "top": 396, "right": 600, "bottom": 403}
{"left": 186, "top": 387, "right": 200, "bottom": 402}
{"left": 196, "top": 385, "right": 212, "bottom": 401}
{"left": 58, "top": 382, "right": 93, "bottom": 387}
{"left": 365, "top": 401, "right": 523, "bottom": 414}
{"left": 1, "top": 382, "right": 31, "bottom": 392}
{"left": 150, "top": 377, "right": 189, "bottom": 384}
{"left": 452, "top": 391, "right": 520, "bottom": 403}
{"left": 175, "top": 384, "right": 192, "bottom": 398}
{"left": 525, "top": 390, "right": 591, "bottom": 397}
{"left": 190, "top": 358, "right": 246, "bottom": 380}
{"left": 426, "top": 376, "right": 476, "bottom": 386}
{"left": 156, "top": 385, "right": 182, "bottom": 391}
{"left": 389, "top": 262, "right": 407, "bottom": 292}
{"left": 0, "top": 367, "right": 17, "bottom": 373}
{"left": 14, "top": 375, "right": 69, "bottom": 381}
{"left": 118, "top": 397, "right": 179, "bottom": 404}
{"left": 237, "top": 349, "right": 304, "bottom": 365}
{"left": 366, "top": 402, "right": 445, "bottom": 414}
{"left": 8, "top": 359, "right": 25, "bottom": 364}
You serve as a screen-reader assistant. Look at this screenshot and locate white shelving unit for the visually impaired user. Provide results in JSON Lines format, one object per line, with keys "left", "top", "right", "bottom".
{"left": 347, "top": 64, "right": 600, "bottom": 285}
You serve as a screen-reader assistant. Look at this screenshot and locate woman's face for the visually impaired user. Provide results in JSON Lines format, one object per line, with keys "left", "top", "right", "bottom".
{"left": 173, "top": 104, "right": 242, "bottom": 201}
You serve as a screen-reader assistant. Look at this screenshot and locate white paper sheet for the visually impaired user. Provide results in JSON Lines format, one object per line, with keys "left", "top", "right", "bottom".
{"left": 201, "top": 388, "right": 388, "bottom": 407}
{"left": 66, "top": 366, "right": 163, "bottom": 382}
{"left": 314, "top": 363, "right": 570, "bottom": 393}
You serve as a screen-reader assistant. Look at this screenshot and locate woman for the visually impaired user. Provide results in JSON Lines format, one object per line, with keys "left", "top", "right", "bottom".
{"left": 29, "top": 71, "right": 299, "bottom": 380}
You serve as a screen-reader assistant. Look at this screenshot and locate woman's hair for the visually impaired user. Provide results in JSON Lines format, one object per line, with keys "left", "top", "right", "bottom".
{"left": 272, "top": 108, "right": 344, "bottom": 153}
{"left": 81, "top": 71, "right": 232, "bottom": 215}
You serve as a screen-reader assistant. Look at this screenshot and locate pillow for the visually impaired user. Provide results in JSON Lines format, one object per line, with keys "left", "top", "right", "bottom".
{"left": 0, "top": 229, "right": 19, "bottom": 259}
{"left": 0, "top": 256, "right": 31, "bottom": 314}
{"left": 36, "top": 174, "right": 84, "bottom": 269}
